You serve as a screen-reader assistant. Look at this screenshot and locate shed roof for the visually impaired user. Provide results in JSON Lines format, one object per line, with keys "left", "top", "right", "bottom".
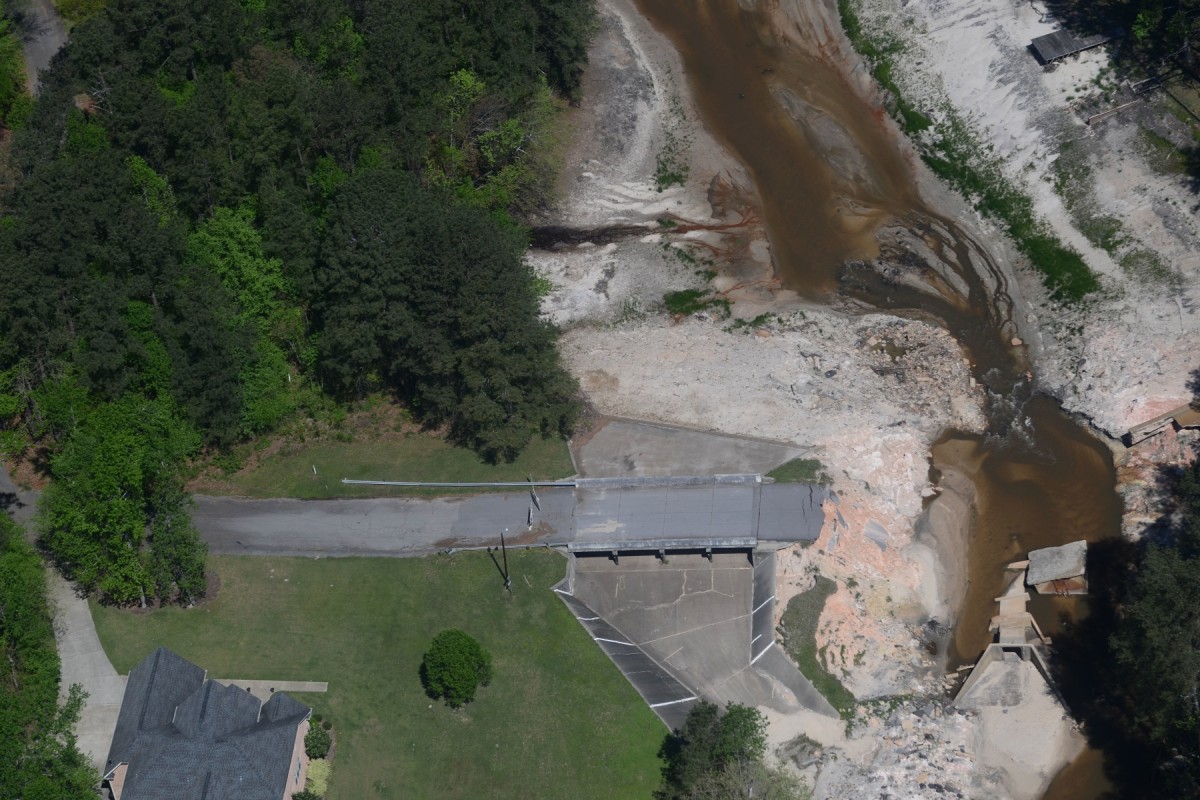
{"left": 1030, "top": 30, "right": 1111, "bottom": 63}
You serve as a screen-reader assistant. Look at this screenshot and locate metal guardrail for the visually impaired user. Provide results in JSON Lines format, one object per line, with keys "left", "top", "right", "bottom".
{"left": 567, "top": 537, "right": 757, "bottom": 552}
{"left": 340, "top": 479, "right": 576, "bottom": 488}
{"left": 341, "top": 474, "right": 764, "bottom": 489}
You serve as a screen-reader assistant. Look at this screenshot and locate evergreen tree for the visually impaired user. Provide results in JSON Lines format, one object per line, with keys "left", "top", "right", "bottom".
{"left": 314, "top": 170, "right": 577, "bottom": 461}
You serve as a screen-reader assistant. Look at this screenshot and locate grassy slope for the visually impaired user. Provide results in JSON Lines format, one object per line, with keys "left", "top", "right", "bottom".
{"left": 779, "top": 576, "right": 857, "bottom": 717}
{"left": 197, "top": 434, "right": 575, "bottom": 499}
{"left": 92, "top": 553, "right": 664, "bottom": 800}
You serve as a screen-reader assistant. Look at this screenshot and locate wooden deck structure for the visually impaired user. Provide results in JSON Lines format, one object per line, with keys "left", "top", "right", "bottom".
{"left": 1030, "top": 29, "right": 1112, "bottom": 64}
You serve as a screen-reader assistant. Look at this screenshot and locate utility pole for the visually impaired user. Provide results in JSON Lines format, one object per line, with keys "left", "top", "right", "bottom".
{"left": 500, "top": 528, "right": 512, "bottom": 594}
{"left": 487, "top": 528, "right": 513, "bottom": 595}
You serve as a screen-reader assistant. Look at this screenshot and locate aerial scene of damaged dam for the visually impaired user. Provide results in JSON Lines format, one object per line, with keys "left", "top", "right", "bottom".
{"left": 2, "top": 0, "right": 1199, "bottom": 799}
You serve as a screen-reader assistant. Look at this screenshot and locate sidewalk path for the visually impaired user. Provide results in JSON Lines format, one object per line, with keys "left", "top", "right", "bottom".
{"left": 20, "top": 0, "right": 68, "bottom": 93}
{"left": 48, "top": 570, "right": 126, "bottom": 772}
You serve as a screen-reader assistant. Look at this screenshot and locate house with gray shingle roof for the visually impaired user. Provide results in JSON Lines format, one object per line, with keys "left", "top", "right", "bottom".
{"left": 103, "top": 647, "right": 312, "bottom": 800}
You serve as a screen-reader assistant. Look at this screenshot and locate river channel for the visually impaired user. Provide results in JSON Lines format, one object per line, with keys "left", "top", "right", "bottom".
{"left": 630, "top": 0, "right": 1121, "bottom": 793}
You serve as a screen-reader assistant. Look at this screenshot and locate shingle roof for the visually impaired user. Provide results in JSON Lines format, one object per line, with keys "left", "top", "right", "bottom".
{"left": 106, "top": 648, "right": 311, "bottom": 800}
{"left": 108, "top": 647, "right": 207, "bottom": 769}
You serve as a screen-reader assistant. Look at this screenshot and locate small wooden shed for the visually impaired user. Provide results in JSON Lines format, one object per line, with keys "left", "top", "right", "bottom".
{"left": 1029, "top": 30, "right": 1112, "bottom": 64}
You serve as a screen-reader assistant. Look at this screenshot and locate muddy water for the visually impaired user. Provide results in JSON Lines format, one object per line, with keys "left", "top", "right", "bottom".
{"left": 934, "top": 395, "right": 1121, "bottom": 664}
{"left": 630, "top": 0, "right": 1122, "bottom": 683}
{"left": 1041, "top": 746, "right": 1114, "bottom": 800}
{"left": 635, "top": 0, "right": 918, "bottom": 292}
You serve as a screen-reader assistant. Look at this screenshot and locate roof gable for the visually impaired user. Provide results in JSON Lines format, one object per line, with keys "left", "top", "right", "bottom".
{"left": 106, "top": 648, "right": 311, "bottom": 800}
{"left": 108, "top": 647, "right": 206, "bottom": 770}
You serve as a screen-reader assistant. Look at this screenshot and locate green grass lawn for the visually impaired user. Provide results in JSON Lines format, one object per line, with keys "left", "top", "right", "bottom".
{"left": 92, "top": 553, "right": 664, "bottom": 800}
{"left": 199, "top": 433, "right": 575, "bottom": 499}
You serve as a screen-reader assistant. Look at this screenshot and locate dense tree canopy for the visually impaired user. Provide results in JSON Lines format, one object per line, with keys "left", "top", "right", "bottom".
{"left": 1054, "top": 0, "right": 1199, "bottom": 70}
{"left": 1106, "top": 455, "right": 1200, "bottom": 795}
{"left": 39, "top": 394, "right": 207, "bottom": 605}
{"left": 0, "top": 0, "right": 592, "bottom": 600}
{"left": 0, "top": 516, "right": 99, "bottom": 798}
{"left": 314, "top": 170, "right": 577, "bottom": 459}
{"left": 2, "top": 0, "right": 590, "bottom": 452}
{"left": 1055, "top": 447, "right": 1200, "bottom": 797}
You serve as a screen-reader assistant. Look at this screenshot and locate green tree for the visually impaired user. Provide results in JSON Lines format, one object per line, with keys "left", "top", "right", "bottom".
{"left": 658, "top": 702, "right": 770, "bottom": 800}
{"left": 0, "top": 516, "right": 101, "bottom": 798}
{"left": 684, "top": 759, "right": 809, "bottom": 800}
{"left": 421, "top": 628, "right": 494, "bottom": 707}
{"left": 38, "top": 395, "right": 205, "bottom": 605}
{"left": 314, "top": 170, "right": 578, "bottom": 461}
{"left": 1102, "top": 455, "right": 1200, "bottom": 796}
{"left": 0, "top": 19, "right": 26, "bottom": 125}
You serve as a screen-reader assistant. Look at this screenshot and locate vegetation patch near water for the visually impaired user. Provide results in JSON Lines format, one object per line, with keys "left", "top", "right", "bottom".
{"left": 663, "top": 289, "right": 731, "bottom": 318}
{"left": 654, "top": 73, "right": 692, "bottom": 191}
{"left": 836, "top": 0, "right": 1100, "bottom": 302}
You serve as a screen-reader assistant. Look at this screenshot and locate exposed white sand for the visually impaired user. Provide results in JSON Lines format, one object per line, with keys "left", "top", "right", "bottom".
{"left": 845, "top": 0, "right": 1200, "bottom": 439}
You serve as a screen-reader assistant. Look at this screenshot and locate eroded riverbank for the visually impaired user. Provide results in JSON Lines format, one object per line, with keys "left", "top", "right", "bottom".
{"left": 541, "top": 0, "right": 1129, "bottom": 795}
{"left": 624, "top": 0, "right": 1122, "bottom": 668}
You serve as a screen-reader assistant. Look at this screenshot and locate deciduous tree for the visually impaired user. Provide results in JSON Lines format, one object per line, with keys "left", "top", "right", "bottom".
{"left": 421, "top": 628, "right": 494, "bottom": 707}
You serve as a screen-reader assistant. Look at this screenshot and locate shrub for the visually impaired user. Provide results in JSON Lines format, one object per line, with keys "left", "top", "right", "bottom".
{"left": 292, "top": 791, "right": 321, "bottom": 800}
{"left": 306, "top": 759, "right": 331, "bottom": 796}
{"left": 421, "top": 628, "right": 494, "bottom": 707}
{"left": 304, "top": 724, "right": 331, "bottom": 759}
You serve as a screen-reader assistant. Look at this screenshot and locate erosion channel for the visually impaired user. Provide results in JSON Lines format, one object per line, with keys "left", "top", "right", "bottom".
{"left": 630, "top": 0, "right": 1121, "bottom": 766}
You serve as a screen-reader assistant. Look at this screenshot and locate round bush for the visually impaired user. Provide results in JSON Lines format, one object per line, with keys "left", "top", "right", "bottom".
{"left": 304, "top": 724, "right": 331, "bottom": 759}
{"left": 421, "top": 628, "right": 494, "bottom": 708}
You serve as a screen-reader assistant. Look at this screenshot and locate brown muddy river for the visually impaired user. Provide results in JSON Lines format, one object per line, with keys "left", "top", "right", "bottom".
{"left": 631, "top": 0, "right": 1121, "bottom": 794}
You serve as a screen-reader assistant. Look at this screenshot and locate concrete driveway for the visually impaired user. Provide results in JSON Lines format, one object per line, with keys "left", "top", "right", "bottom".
{"left": 20, "top": 0, "right": 68, "bottom": 93}
{"left": 48, "top": 570, "right": 126, "bottom": 772}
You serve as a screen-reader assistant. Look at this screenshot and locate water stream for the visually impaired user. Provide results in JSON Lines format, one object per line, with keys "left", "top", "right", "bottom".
{"left": 630, "top": 0, "right": 1121, "bottom": 792}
